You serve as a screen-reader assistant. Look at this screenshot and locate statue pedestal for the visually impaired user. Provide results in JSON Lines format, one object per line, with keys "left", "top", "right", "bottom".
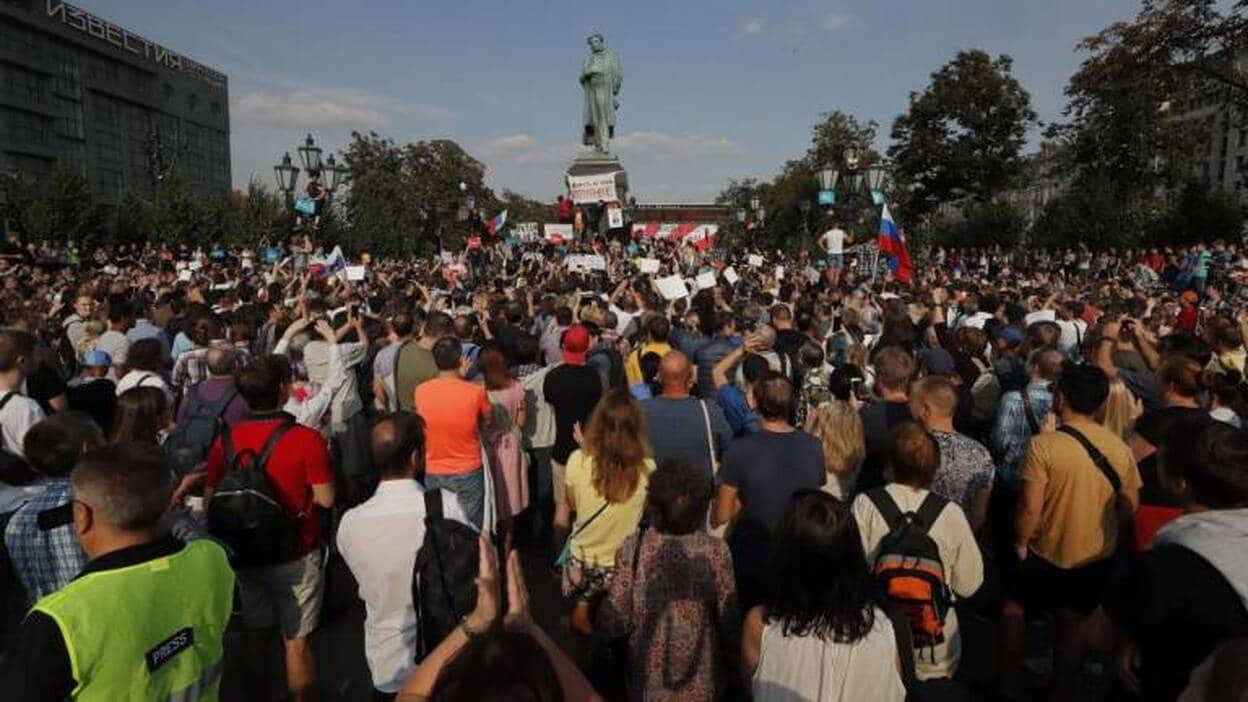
{"left": 565, "top": 151, "right": 629, "bottom": 204}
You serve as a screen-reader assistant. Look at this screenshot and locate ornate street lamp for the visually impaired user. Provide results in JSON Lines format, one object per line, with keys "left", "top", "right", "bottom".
{"left": 749, "top": 195, "right": 761, "bottom": 211}
{"left": 297, "top": 133, "right": 323, "bottom": 173}
{"left": 273, "top": 152, "right": 298, "bottom": 197}
{"left": 865, "top": 164, "right": 888, "bottom": 193}
{"left": 818, "top": 167, "right": 839, "bottom": 191}
{"left": 323, "top": 154, "right": 348, "bottom": 195}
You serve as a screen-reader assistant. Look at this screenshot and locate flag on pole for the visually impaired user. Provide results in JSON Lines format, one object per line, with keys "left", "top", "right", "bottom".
{"left": 487, "top": 210, "right": 508, "bottom": 235}
{"left": 322, "top": 245, "right": 347, "bottom": 279}
{"left": 876, "top": 204, "right": 912, "bottom": 284}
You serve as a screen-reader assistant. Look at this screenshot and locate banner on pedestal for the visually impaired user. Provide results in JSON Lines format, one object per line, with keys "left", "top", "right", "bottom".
{"left": 513, "top": 223, "right": 540, "bottom": 242}
{"left": 567, "top": 172, "right": 620, "bottom": 204}
{"left": 543, "top": 223, "right": 573, "bottom": 243}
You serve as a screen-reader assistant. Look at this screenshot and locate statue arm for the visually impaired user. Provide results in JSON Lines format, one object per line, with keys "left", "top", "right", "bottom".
{"left": 612, "top": 52, "right": 623, "bottom": 94}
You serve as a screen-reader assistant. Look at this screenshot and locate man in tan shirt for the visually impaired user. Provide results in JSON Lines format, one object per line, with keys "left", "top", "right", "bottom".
{"left": 1000, "top": 362, "right": 1140, "bottom": 701}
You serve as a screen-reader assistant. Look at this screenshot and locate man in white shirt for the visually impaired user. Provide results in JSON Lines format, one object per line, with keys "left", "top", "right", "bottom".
{"left": 93, "top": 300, "right": 131, "bottom": 381}
{"left": 818, "top": 216, "right": 851, "bottom": 286}
{"left": 337, "top": 412, "right": 471, "bottom": 699}
{"left": 0, "top": 331, "right": 47, "bottom": 511}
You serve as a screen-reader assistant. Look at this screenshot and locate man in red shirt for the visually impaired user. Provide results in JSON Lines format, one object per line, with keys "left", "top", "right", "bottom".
{"left": 556, "top": 194, "right": 574, "bottom": 223}
{"left": 204, "top": 356, "right": 334, "bottom": 702}
{"left": 414, "top": 336, "right": 493, "bottom": 528}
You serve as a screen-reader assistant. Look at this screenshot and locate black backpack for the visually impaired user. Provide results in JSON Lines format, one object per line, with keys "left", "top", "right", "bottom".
{"left": 866, "top": 488, "right": 953, "bottom": 651}
{"left": 411, "top": 489, "right": 480, "bottom": 657}
{"left": 208, "top": 420, "right": 301, "bottom": 567}
{"left": 165, "top": 383, "right": 239, "bottom": 477}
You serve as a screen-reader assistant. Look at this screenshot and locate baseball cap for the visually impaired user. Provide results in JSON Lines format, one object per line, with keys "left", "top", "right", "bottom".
{"left": 1181, "top": 290, "right": 1199, "bottom": 304}
{"left": 83, "top": 350, "right": 112, "bottom": 368}
{"left": 918, "top": 348, "right": 956, "bottom": 376}
{"left": 561, "top": 324, "right": 591, "bottom": 364}
{"left": 995, "top": 326, "right": 1024, "bottom": 348}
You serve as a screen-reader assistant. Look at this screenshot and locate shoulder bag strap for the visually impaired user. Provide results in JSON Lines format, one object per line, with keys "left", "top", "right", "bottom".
{"left": 0, "top": 391, "right": 14, "bottom": 413}
{"left": 215, "top": 386, "right": 239, "bottom": 420}
{"left": 570, "top": 500, "right": 610, "bottom": 540}
{"left": 254, "top": 420, "right": 297, "bottom": 469}
{"left": 220, "top": 422, "right": 237, "bottom": 468}
{"left": 1021, "top": 388, "right": 1041, "bottom": 436}
{"left": 424, "top": 488, "right": 444, "bottom": 522}
{"left": 866, "top": 488, "right": 904, "bottom": 531}
{"left": 1057, "top": 425, "right": 1122, "bottom": 493}
{"left": 699, "top": 399, "right": 719, "bottom": 477}
{"left": 914, "top": 492, "right": 949, "bottom": 533}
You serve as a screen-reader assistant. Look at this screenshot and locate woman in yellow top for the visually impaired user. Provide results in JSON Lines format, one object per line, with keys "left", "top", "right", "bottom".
{"left": 555, "top": 388, "right": 654, "bottom": 635}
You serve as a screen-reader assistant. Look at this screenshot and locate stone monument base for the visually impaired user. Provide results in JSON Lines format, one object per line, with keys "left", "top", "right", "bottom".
{"left": 566, "top": 151, "right": 629, "bottom": 204}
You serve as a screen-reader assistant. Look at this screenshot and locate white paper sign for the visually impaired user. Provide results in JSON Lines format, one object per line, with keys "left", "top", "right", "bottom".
{"left": 655, "top": 275, "right": 689, "bottom": 301}
{"left": 177, "top": 270, "right": 193, "bottom": 282}
{"left": 544, "top": 223, "right": 573, "bottom": 242}
{"left": 188, "top": 261, "right": 203, "bottom": 271}
{"left": 607, "top": 205, "right": 624, "bottom": 229}
{"left": 805, "top": 267, "right": 820, "bottom": 284}
{"left": 775, "top": 266, "right": 785, "bottom": 280}
{"left": 723, "top": 266, "right": 740, "bottom": 285}
{"left": 345, "top": 266, "right": 367, "bottom": 281}
{"left": 696, "top": 271, "right": 717, "bottom": 290}
{"left": 637, "top": 258, "right": 660, "bottom": 274}
{"left": 513, "top": 222, "right": 540, "bottom": 242}
{"left": 747, "top": 254, "right": 764, "bottom": 267}
{"left": 567, "top": 171, "right": 620, "bottom": 204}
{"left": 563, "top": 254, "right": 603, "bottom": 273}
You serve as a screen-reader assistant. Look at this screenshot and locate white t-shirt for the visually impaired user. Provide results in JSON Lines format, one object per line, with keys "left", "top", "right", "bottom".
{"left": 0, "top": 390, "right": 45, "bottom": 459}
{"left": 820, "top": 228, "right": 847, "bottom": 255}
{"left": 337, "top": 480, "right": 472, "bottom": 693}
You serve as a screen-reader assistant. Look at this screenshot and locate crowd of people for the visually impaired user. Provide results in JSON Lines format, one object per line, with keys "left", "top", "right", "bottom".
{"left": 0, "top": 220, "right": 1244, "bottom": 701}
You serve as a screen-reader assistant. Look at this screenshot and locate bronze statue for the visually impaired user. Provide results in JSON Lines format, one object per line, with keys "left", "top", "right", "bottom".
{"left": 580, "top": 33, "right": 622, "bottom": 154}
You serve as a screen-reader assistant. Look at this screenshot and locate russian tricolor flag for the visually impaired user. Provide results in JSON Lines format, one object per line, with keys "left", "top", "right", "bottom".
{"left": 876, "top": 204, "right": 912, "bottom": 284}
{"left": 487, "top": 209, "right": 508, "bottom": 235}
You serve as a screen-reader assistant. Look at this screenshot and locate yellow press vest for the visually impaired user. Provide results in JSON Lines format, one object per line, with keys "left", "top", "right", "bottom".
{"left": 34, "top": 538, "right": 234, "bottom": 701}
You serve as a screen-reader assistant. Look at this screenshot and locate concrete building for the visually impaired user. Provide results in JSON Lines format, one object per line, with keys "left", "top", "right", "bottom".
{"left": 0, "top": 0, "right": 229, "bottom": 202}
{"left": 1168, "top": 51, "right": 1248, "bottom": 203}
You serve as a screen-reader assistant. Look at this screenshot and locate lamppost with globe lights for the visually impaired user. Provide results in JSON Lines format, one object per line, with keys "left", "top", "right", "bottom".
{"left": 273, "top": 134, "right": 348, "bottom": 230}
{"left": 816, "top": 146, "right": 891, "bottom": 280}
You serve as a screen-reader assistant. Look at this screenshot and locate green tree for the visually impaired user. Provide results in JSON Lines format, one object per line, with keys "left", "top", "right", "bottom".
{"left": 497, "top": 189, "right": 554, "bottom": 225}
{"left": 889, "top": 50, "right": 1037, "bottom": 217}
{"left": 805, "top": 110, "right": 879, "bottom": 170}
{"left": 223, "top": 182, "right": 288, "bottom": 246}
{"left": 12, "top": 165, "right": 98, "bottom": 244}
{"left": 342, "top": 131, "right": 495, "bottom": 255}
{"left": 930, "top": 197, "right": 1029, "bottom": 248}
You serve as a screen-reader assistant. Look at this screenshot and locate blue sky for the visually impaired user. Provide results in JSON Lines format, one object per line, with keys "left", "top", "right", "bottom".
{"left": 90, "top": 0, "right": 1142, "bottom": 202}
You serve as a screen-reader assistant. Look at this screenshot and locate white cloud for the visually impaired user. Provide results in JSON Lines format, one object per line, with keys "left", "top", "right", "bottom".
{"left": 613, "top": 131, "right": 740, "bottom": 157}
{"left": 821, "top": 11, "right": 852, "bottom": 31}
{"left": 736, "top": 17, "right": 764, "bottom": 38}
{"left": 487, "top": 134, "right": 538, "bottom": 152}
{"left": 234, "top": 91, "right": 386, "bottom": 127}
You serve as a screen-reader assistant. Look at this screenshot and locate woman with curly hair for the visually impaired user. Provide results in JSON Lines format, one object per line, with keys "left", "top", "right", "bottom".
{"left": 554, "top": 388, "right": 654, "bottom": 637}
{"left": 805, "top": 400, "right": 866, "bottom": 500}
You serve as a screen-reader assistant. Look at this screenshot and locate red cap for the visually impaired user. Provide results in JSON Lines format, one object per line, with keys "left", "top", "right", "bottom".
{"left": 561, "top": 324, "right": 590, "bottom": 364}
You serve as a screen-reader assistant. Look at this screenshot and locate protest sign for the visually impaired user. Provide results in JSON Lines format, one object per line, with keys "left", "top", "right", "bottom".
{"left": 655, "top": 275, "right": 689, "bottom": 301}
{"left": 513, "top": 222, "right": 540, "bottom": 242}
{"left": 567, "top": 172, "right": 619, "bottom": 204}
{"left": 696, "top": 271, "right": 717, "bottom": 290}
{"left": 747, "top": 254, "right": 764, "bottom": 267}
{"left": 544, "top": 224, "right": 573, "bottom": 242}
{"left": 178, "top": 270, "right": 192, "bottom": 282}
{"left": 345, "top": 266, "right": 367, "bottom": 281}
{"left": 775, "top": 266, "right": 785, "bottom": 280}
{"left": 637, "top": 258, "right": 660, "bottom": 274}
{"left": 607, "top": 205, "right": 624, "bottom": 229}
{"left": 723, "top": 266, "right": 740, "bottom": 285}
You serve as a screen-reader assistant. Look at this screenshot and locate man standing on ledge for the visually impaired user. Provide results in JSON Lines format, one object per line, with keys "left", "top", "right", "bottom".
{"left": 580, "top": 32, "right": 623, "bottom": 154}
